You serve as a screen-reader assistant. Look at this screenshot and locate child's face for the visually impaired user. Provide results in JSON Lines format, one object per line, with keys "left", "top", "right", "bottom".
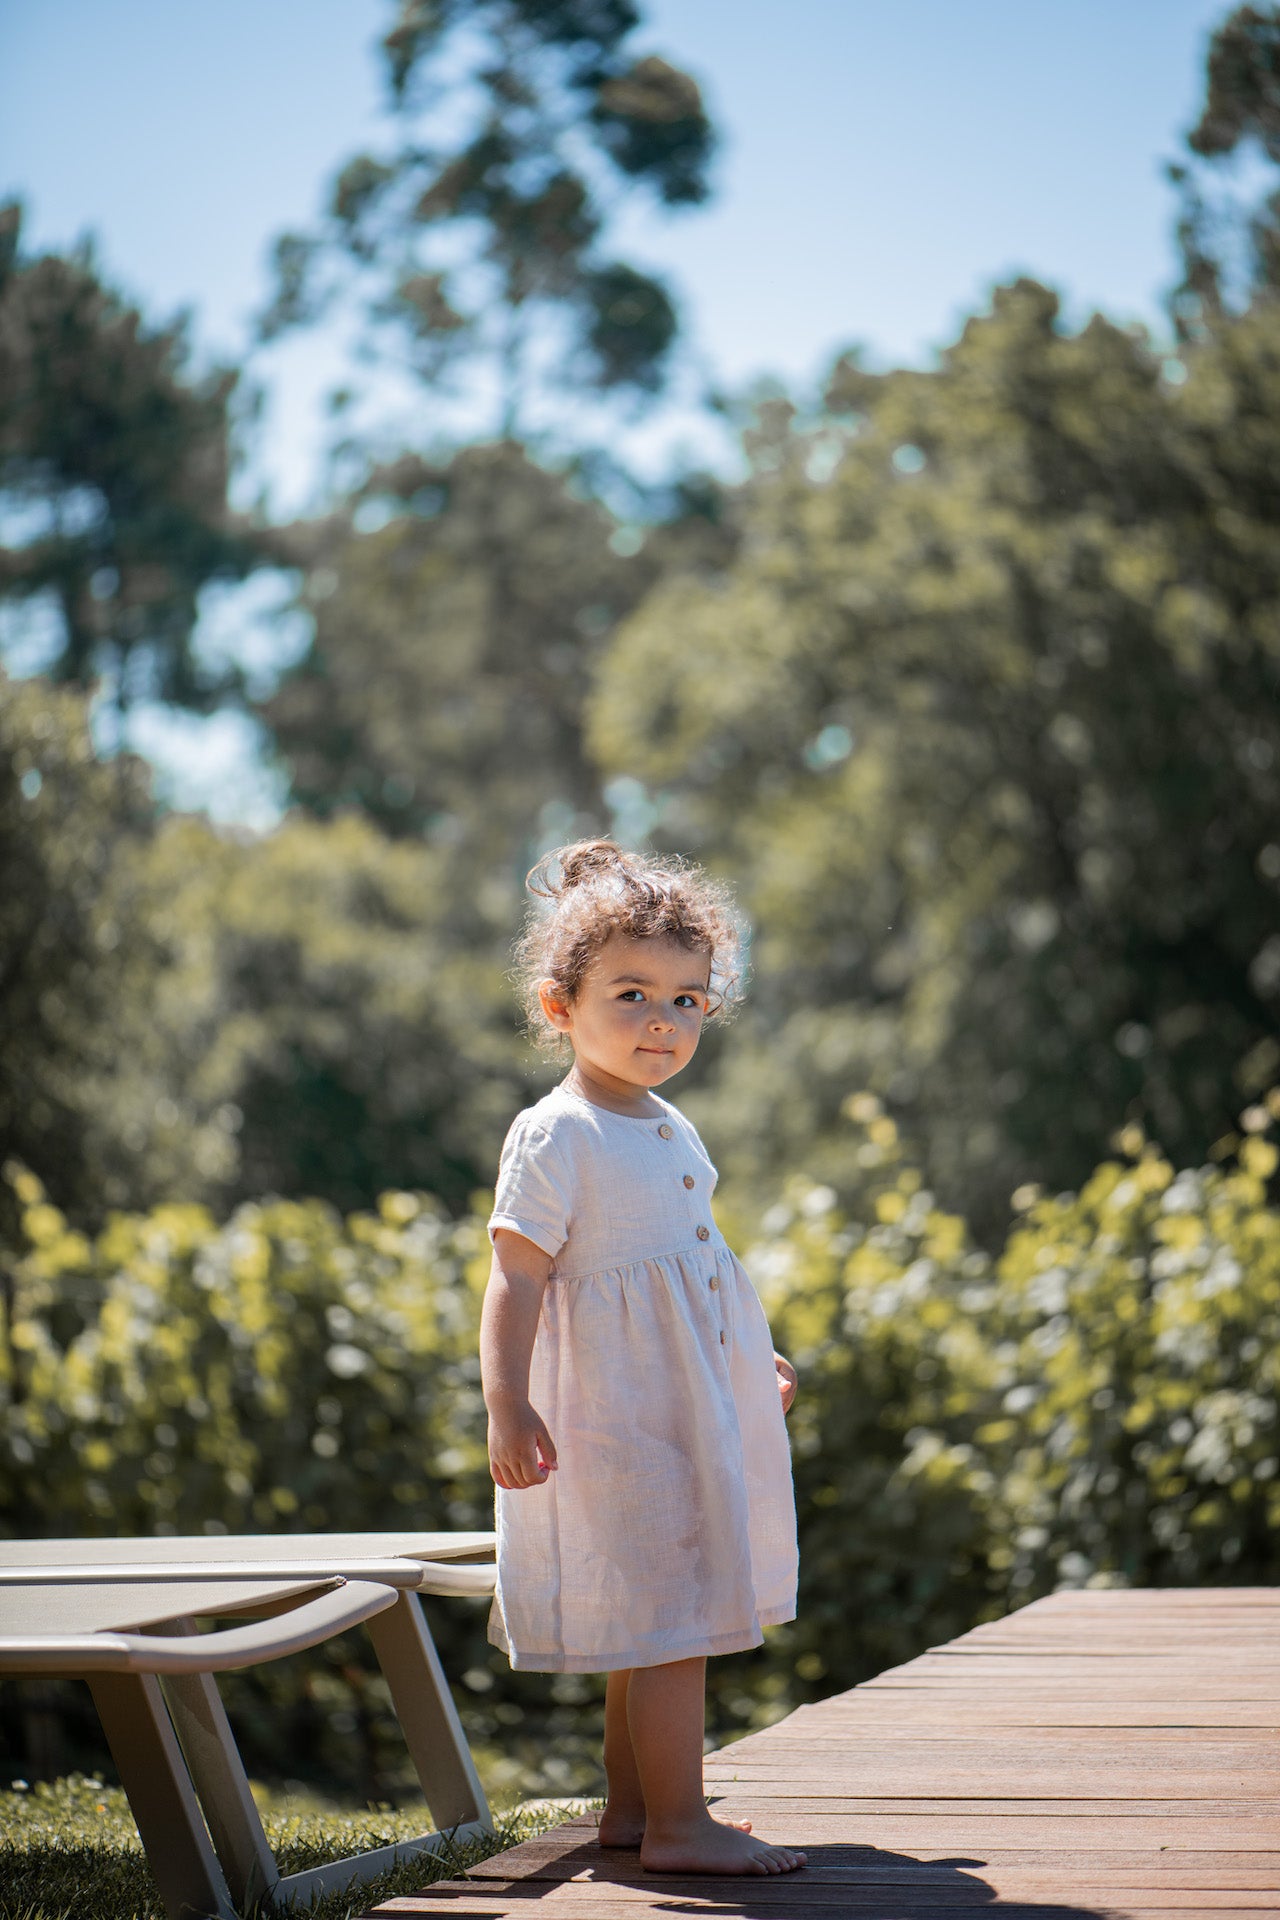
{"left": 540, "top": 933, "right": 712, "bottom": 1099}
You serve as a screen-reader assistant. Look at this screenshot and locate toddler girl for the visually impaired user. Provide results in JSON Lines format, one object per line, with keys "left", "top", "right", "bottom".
{"left": 480, "top": 840, "right": 803, "bottom": 1877}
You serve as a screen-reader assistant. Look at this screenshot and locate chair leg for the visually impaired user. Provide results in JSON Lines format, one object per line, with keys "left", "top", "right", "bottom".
{"left": 88, "top": 1671, "right": 238, "bottom": 1920}
{"left": 365, "top": 1592, "right": 493, "bottom": 1832}
{"left": 162, "top": 1669, "right": 280, "bottom": 1912}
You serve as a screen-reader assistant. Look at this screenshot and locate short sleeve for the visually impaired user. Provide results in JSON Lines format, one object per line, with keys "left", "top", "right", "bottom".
{"left": 489, "top": 1115, "right": 573, "bottom": 1259}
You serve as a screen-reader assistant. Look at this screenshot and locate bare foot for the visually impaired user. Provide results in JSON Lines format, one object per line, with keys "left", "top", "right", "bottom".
{"left": 640, "top": 1814, "right": 804, "bottom": 1876}
{"left": 597, "top": 1804, "right": 645, "bottom": 1848}
{"left": 599, "top": 1806, "right": 754, "bottom": 1849}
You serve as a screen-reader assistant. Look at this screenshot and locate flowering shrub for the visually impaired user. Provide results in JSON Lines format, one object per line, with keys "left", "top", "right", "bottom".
{"left": 1, "top": 1173, "right": 490, "bottom": 1544}
{"left": 747, "top": 1093, "right": 1280, "bottom": 1700}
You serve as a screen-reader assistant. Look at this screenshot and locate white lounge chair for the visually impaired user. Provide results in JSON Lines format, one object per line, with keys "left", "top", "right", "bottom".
{"left": 0, "top": 1530, "right": 497, "bottom": 1597}
{"left": 0, "top": 1533, "right": 499, "bottom": 1920}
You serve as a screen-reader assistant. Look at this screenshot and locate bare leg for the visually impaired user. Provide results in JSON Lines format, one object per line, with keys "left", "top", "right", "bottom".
{"left": 627, "top": 1656, "right": 805, "bottom": 1876}
{"left": 599, "top": 1667, "right": 755, "bottom": 1849}
{"left": 598, "top": 1670, "right": 646, "bottom": 1847}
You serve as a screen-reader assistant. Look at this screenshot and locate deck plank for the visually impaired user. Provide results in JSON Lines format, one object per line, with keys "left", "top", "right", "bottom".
{"left": 363, "top": 1589, "right": 1280, "bottom": 1918}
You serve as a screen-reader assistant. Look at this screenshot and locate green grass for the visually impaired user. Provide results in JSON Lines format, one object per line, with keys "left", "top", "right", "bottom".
{"left": 0, "top": 1774, "right": 593, "bottom": 1920}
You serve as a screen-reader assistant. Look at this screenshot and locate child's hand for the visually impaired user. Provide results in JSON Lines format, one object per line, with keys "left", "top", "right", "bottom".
{"left": 488, "top": 1396, "right": 559, "bottom": 1491}
{"left": 774, "top": 1351, "right": 798, "bottom": 1415}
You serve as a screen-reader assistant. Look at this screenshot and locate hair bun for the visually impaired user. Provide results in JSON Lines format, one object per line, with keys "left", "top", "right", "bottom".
{"left": 527, "top": 838, "right": 634, "bottom": 900}
{"left": 515, "top": 836, "right": 746, "bottom": 1045}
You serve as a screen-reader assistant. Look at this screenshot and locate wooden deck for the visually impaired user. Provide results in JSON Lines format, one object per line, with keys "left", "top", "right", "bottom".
{"left": 367, "top": 1588, "right": 1280, "bottom": 1918}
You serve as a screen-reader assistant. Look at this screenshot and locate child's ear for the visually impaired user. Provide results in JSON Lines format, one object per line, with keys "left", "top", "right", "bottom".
{"left": 538, "top": 978, "right": 573, "bottom": 1031}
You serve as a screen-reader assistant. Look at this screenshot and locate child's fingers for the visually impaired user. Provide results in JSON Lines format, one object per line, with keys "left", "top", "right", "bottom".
{"left": 487, "top": 1403, "right": 556, "bottom": 1490}
{"left": 490, "top": 1441, "right": 552, "bottom": 1490}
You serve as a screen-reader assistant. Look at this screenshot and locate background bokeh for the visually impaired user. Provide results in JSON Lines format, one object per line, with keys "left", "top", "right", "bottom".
{"left": 1, "top": 0, "right": 1278, "bottom": 1808}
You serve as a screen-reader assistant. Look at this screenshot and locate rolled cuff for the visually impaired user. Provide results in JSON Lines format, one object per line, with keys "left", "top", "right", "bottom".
{"left": 488, "top": 1212, "right": 564, "bottom": 1259}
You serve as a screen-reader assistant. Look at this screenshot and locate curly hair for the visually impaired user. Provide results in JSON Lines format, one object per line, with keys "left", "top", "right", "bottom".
{"left": 515, "top": 839, "right": 747, "bottom": 1052}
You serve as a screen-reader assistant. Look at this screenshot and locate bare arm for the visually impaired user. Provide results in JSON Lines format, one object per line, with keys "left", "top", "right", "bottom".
{"left": 481, "top": 1228, "right": 558, "bottom": 1490}
{"left": 774, "top": 1350, "right": 798, "bottom": 1414}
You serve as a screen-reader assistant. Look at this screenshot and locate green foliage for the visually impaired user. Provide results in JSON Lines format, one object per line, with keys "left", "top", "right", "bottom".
{"left": 0, "top": 205, "right": 253, "bottom": 710}
{"left": 989, "top": 1114, "right": 1280, "bottom": 1592}
{"left": 0, "top": 675, "right": 140, "bottom": 1230}
{"left": 252, "top": 444, "right": 736, "bottom": 1213}
{"left": 122, "top": 807, "right": 536, "bottom": 1215}
{"left": 591, "top": 284, "right": 1280, "bottom": 1237}
{"left": 0, "top": 1168, "right": 490, "bottom": 1544}
{"left": 5, "top": 1100, "right": 1277, "bottom": 1787}
{"left": 260, "top": 0, "right": 714, "bottom": 423}
{"left": 0, "top": 1166, "right": 605, "bottom": 1800}
{"left": 579, "top": 262, "right": 678, "bottom": 392}
{"left": 0, "top": 1773, "right": 582, "bottom": 1920}
{"left": 0, "top": 674, "right": 240, "bottom": 1232}
{"left": 262, "top": 441, "right": 738, "bottom": 865}
{"left": 745, "top": 1091, "right": 1280, "bottom": 1704}
{"left": 1172, "top": 4, "right": 1280, "bottom": 322}
{"left": 0, "top": 670, "right": 546, "bottom": 1227}
{"left": 738, "top": 1109, "right": 1000, "bottom": 1697}
{"left": 1189, "top": 5, "right": 1280, "bottom": 164}
{"left": 0, "top": 1167, "right": 510, "bottom": 1800}
{"left": 264, "top": 445, "right": 633, "bottom": 857}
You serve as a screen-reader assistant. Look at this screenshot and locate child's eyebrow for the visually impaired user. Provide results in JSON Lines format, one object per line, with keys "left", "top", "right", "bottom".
{"left": 607, "top": 974, "right": 710, "bottom": 993}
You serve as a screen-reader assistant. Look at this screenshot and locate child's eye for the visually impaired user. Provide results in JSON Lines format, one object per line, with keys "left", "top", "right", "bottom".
{"left": 675, "top": 994, "right": 701, "bottom": 1009}
{"left": 618, "top": 989, "right": 644, "bottom": 1002}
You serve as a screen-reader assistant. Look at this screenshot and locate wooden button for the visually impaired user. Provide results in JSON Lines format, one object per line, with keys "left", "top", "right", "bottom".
{"left": 719, "top": 1331, "right": 726, "bottom": 1345}
{"left": 697, "top": 1225, "right": 710, "bottom": 1241}
{"left": 658, "top": 1124, "right": 673, "bottom": 1139}
{"left": 683, "top": 1174, "right": 696, "bottom": 1189}
{"left": 709, "top": 1277, "right": 720, "bottom": 1291}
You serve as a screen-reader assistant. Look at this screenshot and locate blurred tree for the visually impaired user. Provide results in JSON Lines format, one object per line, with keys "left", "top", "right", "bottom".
{"left": 590, "top": 282, "right": 1280, "bottom": 1238}
{"left": 1170, "top": 4, "right": 1280, "bottom": 327}
{"left": 0, "top": 673, "right": 238, "bottom": 1233}
{"left": 0, "top": 205, "right": 254, "bottom": 716}
{"left": 127, "top": 805, "right": 534, "bottom": 1215}
{"left": 261, "top": 441, "right": 738, "bottom": 885}
{"left": 0, "top": 673, "right": 138, "bottom": 1230}
{"left": 0, "top": 670, "right": 534, "bottom": 1232}
{"left": 246, "top": 445, "right": 739, "bottom": 1212}
{"left": 265, "top": 444, "right": 630, "bottom": 864}
{"left": 258, "top": 0, "right": 715, "bottom": 428}
{"left": 250, "top": 2, "right": 727, "bottom": 1045}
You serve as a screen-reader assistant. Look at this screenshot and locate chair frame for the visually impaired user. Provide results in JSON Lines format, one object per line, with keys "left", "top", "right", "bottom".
{"left": 0, "top": 1540, "right": 498, "bottom": 1920}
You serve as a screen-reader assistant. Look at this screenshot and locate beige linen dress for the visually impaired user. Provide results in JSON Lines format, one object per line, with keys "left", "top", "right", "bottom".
{"left": 487, "top": 1081, "right": 798, "bottom": 1673}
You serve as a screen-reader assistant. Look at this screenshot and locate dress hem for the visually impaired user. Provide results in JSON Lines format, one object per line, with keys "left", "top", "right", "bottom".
{"left": 490, "top": 1601, "right": 796, "bottom": 1674}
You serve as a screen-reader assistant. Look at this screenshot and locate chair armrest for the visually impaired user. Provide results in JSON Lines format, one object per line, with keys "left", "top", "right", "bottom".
{"left": 410, "top": 1561, "right": 497, "bottom": 1597}
{"left": 0, "top": 1578, "right": 398, "bottom": 1675}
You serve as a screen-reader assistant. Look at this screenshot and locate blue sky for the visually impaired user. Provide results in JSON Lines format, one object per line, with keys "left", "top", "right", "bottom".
{"left": 0, "top": 0, "right": 1234, "bottom": 816}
